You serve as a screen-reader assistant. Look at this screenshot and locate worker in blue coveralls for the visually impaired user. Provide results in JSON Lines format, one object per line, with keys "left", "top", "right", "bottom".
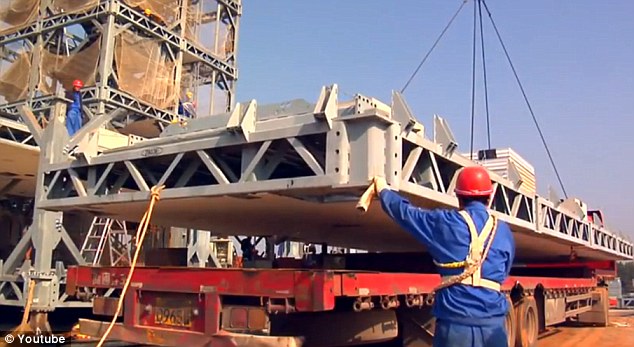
{"left": 65, "top": 79, "right": 84, "bottom": 136}
{"left": 370, "top": 166, "right": 515, "bottom": 347}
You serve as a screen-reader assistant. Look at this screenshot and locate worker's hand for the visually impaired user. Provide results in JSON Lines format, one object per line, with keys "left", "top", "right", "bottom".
{"left": 373, "top": 176, "right": 389, "bottom": 193}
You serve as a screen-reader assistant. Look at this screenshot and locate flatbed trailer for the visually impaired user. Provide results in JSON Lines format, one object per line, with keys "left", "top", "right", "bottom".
{"left": 66, "top": 257, "right": 616, "bottom": 347}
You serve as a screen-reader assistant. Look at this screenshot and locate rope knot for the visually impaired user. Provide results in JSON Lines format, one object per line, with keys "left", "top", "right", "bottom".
{"left": 150, "top": 185, "right": 165, "bottom": 201}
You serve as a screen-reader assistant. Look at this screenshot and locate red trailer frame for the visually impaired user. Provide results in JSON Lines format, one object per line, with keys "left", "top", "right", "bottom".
{"left": 66, "top": 264, "right": 609, "bottom": 347}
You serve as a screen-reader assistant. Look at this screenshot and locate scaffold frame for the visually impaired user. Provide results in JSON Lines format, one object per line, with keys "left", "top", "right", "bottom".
{"left": 0, "top": 0, "right": 242, "bottom": 316}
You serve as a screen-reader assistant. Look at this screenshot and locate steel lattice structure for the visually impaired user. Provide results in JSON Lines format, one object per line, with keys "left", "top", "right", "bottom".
{"left": 0, "top": 0, "right": 241, "bottom": 315}
{"left": 36, "top": 85, "right": 634, "bottom": 261}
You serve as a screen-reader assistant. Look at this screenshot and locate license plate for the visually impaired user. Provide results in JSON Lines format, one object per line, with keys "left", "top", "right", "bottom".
{"left": 154, "top": 307, "right": 193, "bottom": 328}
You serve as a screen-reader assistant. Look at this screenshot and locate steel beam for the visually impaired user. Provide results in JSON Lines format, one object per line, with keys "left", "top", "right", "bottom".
{"left": 0, "top": 0, "right": 243, "bottom": 317}
{"left": 32, "top": 86, "right": 633, "bottom": 260}
{"left": 0, "top": 117, "right": 37, "bottom": 148}
{"left": 0, "top": 102, "right": 90, "bottom": 312}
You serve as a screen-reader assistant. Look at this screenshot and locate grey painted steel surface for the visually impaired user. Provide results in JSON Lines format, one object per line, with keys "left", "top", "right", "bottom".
{"left": 35, "top": 85, "right": 634, "bottom": 261}
{"left": 0, "top": 117, "right": 37, "bottom": 149}
{"left": 0, "top": 0, "right": 242, "bottom": 312}
{"left": 0, "top": 0, "right": 241, "bottom": 129}
{"left": 0, "top": 101, "right": 91, "bottom": 309}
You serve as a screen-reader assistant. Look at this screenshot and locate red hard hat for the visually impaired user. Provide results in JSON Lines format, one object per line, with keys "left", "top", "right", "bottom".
{"left": 454, "top": 166, "right": 493, "bottom": 197}
{"left": 72, "top": 79, "right": 84, "bottom": 88}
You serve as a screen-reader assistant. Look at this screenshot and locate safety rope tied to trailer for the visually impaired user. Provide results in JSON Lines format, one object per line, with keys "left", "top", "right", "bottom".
{"left": 424, "top": 214, "right": 499, "bottom": 306}
{"left": 95, "top": 185, "right": 164, "bottom": 347}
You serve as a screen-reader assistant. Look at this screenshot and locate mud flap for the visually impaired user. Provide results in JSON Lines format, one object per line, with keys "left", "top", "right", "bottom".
{"left": 270, "top": 310, "right": 398, "bottom": 347}
{"left": 578, "top": 287, "right": 609, "bottom": 327}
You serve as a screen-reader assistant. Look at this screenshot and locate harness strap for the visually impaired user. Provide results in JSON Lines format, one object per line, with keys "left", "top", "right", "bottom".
{"left": 459, "top": 210, "right": 496, "bottom": 287}
{"left": 431, "top": 210, "right": 500, "bottom": 293}
{"left": 440, "top": 276, "right": 501, "bottom": 291}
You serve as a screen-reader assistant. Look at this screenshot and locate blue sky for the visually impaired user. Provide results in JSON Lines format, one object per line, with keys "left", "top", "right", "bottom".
{"left": 234, "top": 0, "right": 633, "bottom": 236}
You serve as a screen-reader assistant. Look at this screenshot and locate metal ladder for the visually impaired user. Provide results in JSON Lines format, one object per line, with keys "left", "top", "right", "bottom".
{"left": 107, "top": 219, "right": 132, "bottom": 266}
{"left": 80, "top": 217, "right": 132, "bottom": 266}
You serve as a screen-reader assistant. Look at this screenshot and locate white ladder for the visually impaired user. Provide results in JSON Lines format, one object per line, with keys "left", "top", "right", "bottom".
{"left": 108, "top": 219, "right": 132, "bottom": 266}
{"left": 80, "top": 217, "right": 132, "bottom": 266}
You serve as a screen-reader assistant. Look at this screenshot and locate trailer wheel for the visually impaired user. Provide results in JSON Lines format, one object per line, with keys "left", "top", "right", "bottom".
{"left": 514, "top": 296, "right": 538, "bottom": 347}
{"left": 505, "top": 296, "right": 516, "bottom": 347}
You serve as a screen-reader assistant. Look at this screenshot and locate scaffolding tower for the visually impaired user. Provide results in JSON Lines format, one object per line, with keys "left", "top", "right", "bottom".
{"left": 0, "top": 0, "right": 241, "bottom": 320}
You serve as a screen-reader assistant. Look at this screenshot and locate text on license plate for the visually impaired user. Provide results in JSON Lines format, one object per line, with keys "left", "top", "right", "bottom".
{"left": 154, "top": 307, "right": 193, "bottom": 328}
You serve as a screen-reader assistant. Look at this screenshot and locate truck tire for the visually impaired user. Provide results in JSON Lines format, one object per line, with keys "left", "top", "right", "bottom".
{"left": 514, "top": 296, "right": 538, "bottom": 347}
{"left": 505, "top": 295, "right": 516, "bottom": 347}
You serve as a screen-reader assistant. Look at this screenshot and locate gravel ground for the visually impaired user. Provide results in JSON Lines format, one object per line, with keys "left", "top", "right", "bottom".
{"left": 538, "top": 310, "right": 634, "bottom": 347}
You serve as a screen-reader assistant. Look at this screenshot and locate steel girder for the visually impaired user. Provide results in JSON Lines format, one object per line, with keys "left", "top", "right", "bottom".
{"left": 0, "top": 0, "right": 240, "bottom": 128}
{"left": 0, "top": 0, "right": 237, "bottom": 80}
{"left": 0, "top": 117, "right": 37, "bottom": 148}
{"left": 0, "top": 101, "right": 93, "bottom": 310}
{"left": 0, "top": 0, "right": 242, "bottom": 314}
{"left": 34, "top": 85, "right": 634, "bottom": 261}
{"left": 0, "top": 88, "right": 173, "bottom": 127}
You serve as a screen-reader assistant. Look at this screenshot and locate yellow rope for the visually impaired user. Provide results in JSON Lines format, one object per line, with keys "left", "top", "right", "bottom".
{"left": 20, "top": 280, "right": 35, "bottom": 326}
{"left": 0, "top": 280, "right": 36, "bottom": 347}
{"left": 433, "top": 260, "right": 467, "bottom": 268}
{"left": 95, "top": 185, "right": 164, "bottom": 347}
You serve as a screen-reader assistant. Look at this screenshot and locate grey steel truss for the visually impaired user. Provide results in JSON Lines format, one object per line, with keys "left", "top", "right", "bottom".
{"left": 0, "top": 117, "right": 37, "bottom": 148}
{"left": 0, "top": 0, "right": 242, "bottom": 316}
{"left": 34, "top": 85, "right": 634, "bottom": 261}
{"left": 0, "top": 0, "right": 240, "bottom": 127}
{"left": 0, "top": 101, "right": 92, "bottom": 312}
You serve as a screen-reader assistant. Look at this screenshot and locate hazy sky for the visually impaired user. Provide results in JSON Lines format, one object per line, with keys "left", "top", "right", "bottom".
{"left": 233, "top": 0, "right": 633, "bottom": 236}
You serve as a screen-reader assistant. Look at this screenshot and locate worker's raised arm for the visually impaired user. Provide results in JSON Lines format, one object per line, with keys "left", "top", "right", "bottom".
{"left": 375, "top": 181, "right": 440, "bottom": 249}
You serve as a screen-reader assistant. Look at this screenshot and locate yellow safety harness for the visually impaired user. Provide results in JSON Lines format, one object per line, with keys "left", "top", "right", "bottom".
{"left": 425, "top": 210, "right": 500, "bottom": 305}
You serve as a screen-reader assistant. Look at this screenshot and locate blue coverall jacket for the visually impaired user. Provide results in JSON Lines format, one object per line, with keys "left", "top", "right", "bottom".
{"left": 66, "top": 91, "right": 83, "bottom": 136}
{"left": 379, "top": 189, "right": 515, "bottom": 347}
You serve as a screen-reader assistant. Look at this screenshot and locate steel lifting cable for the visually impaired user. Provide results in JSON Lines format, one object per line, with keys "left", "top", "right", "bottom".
{"left": 401, "top": 0, "right": 469, "bottom": 93}
{"left": 96, "top": 185, "right": 164, "bottom": 347}
{"left": 470, "top": 0, "right": 493, "bottom": 158}
{"left": 477, "top": 0, "right": 492, "bottom": 149}
{"left": 480, "top": 0, "right": 569, "bottom": 198}
{"left": 469, "top": 0, "right": 477, "bottom": 160}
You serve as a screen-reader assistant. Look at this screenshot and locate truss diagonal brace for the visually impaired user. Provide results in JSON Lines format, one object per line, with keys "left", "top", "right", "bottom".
{"left": 239, "top": 141, "right": 272, "bottom": 183}
{"left": 197, "top": 151, "right": 230, "bottom": 185}
{"left": 60, "top": 226, "right": 87, "bottom": 266}
{"left": 18, "top": 105, "right": 43, "bottom": 145}
{"left": 124, "top": 161, "right": 150, "bottom": 192}
{"left": 287, "top": 138, "right": 324, "bottom": 176}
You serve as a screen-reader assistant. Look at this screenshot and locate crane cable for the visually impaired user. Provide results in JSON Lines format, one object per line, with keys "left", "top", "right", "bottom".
{"left": 469, "top": 0, "right": 477, "bottom": 160}
{"left": 480, "top": 0, "right": 569, "bottom": 198}
{"left": 401, "top": 0, "right": 469, "bottom": 93}
{"left": 470, "top": 0, "right": 492, "bottom": 158}
{"left": 478, "top": 0, "right": 492, "bottom": 150}
{"left": 95, "top": 185, "right": 164, "bottom": 347}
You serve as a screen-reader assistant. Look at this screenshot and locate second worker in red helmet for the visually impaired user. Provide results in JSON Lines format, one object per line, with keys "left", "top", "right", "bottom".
{"left": 371, "top": 166, "right": 515, "bottom": 347}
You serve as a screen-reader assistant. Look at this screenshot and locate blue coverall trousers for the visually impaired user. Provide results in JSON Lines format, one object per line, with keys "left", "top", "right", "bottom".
{"left": 66, "top": 107, "right": 82, "bottom": 136}
{"left": 433, "top": 319, "right": 508, "bottom": 347}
